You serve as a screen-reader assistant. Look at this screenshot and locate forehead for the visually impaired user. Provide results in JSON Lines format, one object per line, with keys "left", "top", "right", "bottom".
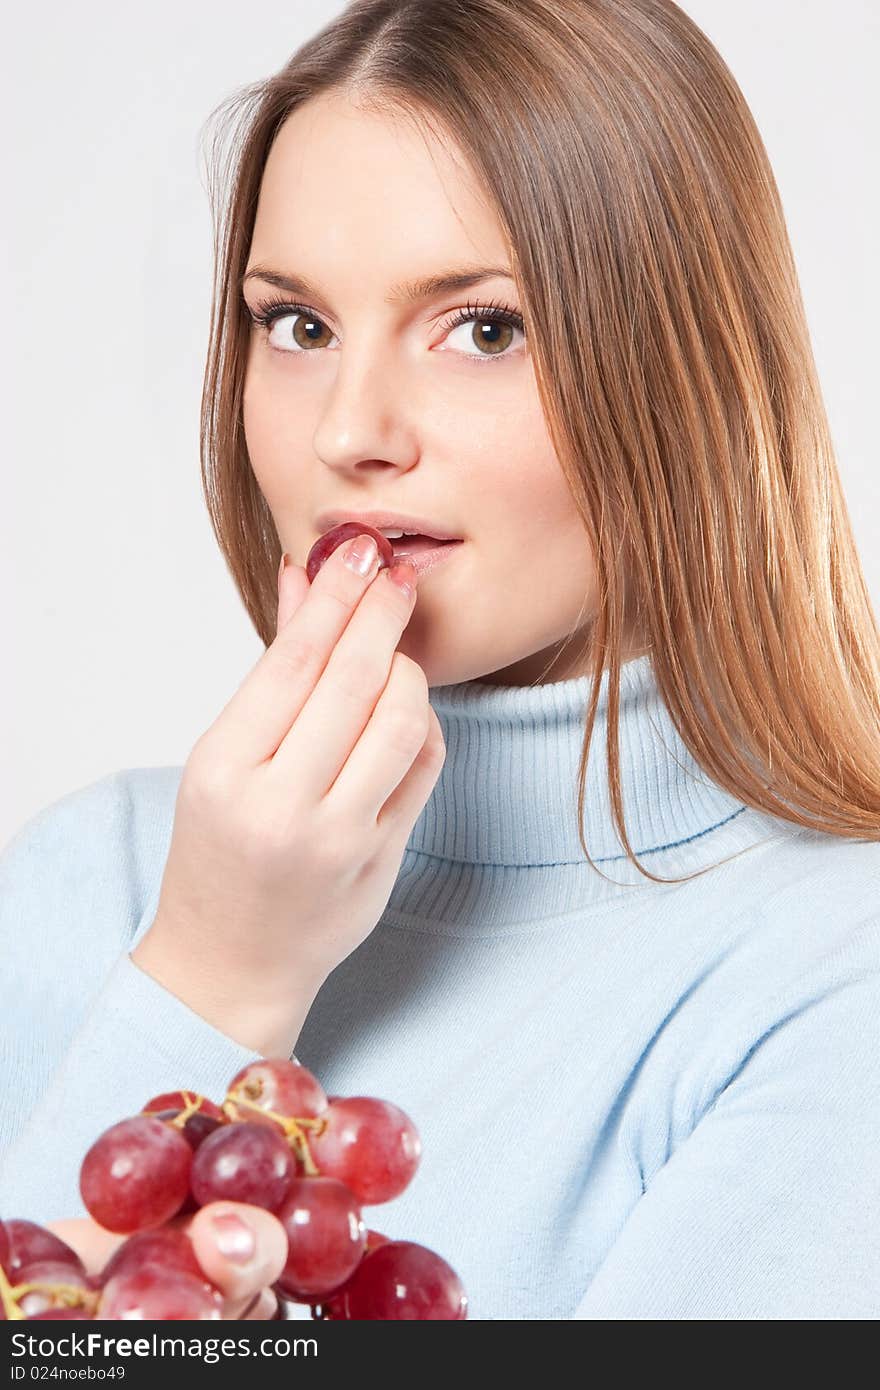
{"left": 248, "top": 91, "right": 510, "bottom": 287}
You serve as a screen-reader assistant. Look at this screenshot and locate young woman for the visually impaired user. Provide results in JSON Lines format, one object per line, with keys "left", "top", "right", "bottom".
{"left": 2, "top": 0, "right": 878, "bottom": 1320}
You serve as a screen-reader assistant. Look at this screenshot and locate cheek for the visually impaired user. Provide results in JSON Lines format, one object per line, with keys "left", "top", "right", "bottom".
{"left": 471, "top": 486, "right": 594, "bottom": 616}
{"left": 515, "top": 521, "right": 595, "bottom": 600}
{"left": 547, "top": 530, "right": 598, "bottom": 610}
{"left": 495, "top": 468, "right": 597, "bottom": 619}
{"left": 242, "top": 370, "right": 298, "bottom": 496}
{"left": 485, "top": 440, "right": 587, "bottom": 548}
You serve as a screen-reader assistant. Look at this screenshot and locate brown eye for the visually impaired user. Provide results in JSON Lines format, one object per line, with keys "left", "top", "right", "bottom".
{"left": 467, "top": 320, "right": 514, "bottom": 355}
{"left": 442, "top": 302, "right": 525, "bottom": 361}
{"left": 287, "top": 313, "right": 334, "bottom": 350}
{"left": 248, "top": 300, "right": 338, "bottom": 353}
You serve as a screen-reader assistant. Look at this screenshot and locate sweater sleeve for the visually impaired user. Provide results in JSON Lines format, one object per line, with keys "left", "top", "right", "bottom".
{"left": 0, "top": 774, "right": 264, "bottom": 1225}
{"left": 572, "top": 918, "right": 880, "bottom": 1319}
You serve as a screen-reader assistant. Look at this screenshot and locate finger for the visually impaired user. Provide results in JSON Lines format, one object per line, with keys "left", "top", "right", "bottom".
{"left": 205, "top": 534, "right": 387, "bottom": 770}
{"left": 43, "top": 1218, "right": 128, "bottom": 1279}
{"left": 270, "top": 561, "right": 418, "bottom": 800}
{"left": 375, "top": 703, "right": 447, "bottom": 836}
{"left": 238, "top": 1287, "right": 281, "bottom": 1320}
{"left": 276, "top": 554, "right": 310, "bottom": 638}
{"left": 187, "top": 1203, "right": 288, "bottom": 1319}
{"left": 321, "top": 654, "right": 436, "bottom": 827}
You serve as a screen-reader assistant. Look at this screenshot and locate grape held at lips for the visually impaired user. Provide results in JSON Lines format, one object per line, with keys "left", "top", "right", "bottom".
{"left": 0, "top": 1059, "right": 468, "bottom": 1320}
{"left": 305, "top": 522, "right": 397, "bottom": 584}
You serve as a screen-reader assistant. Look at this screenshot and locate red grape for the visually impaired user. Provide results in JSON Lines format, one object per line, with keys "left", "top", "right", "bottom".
{"left": 4, "top": 1062, "right": 466, "bottom": 1322}
{"left": 305, "top": 524, "right": 394, "bottom": 584}
{"left": 2, "top": 1220, "right": 85, "bottom": 1277}
{"left": 309, "top": 1228, "right": 392, "bottom": 1319}
{"left": 190, "top": 1121, "right": 295, "bottom": 1212}
{"left": 147, "top": 1110, "right": 223, "bottom": 1215}
{"left": 14, "top": 1260, "right": 95, "bottom": 1318}
{"left": 338, "top": 1240, "right": 468, "bottom": 1320}
{"left": 98, "top": 1266, "right": 223, "bottom": 1320}
{"left": 224, "top": 1059, "right": 328, "bottom": 1132}
{"left": 309, "top": 1096, "right": 421, "bottom": 1204}
{"left": 142, "top": 1091, "right": 225, "bottom": 1121}
{"left": 149, "top": 1109, "right": 222, "bottom": 1153}
{"left": 143, "top": 1095, "right": 223, "bottom": 1207}
{"left": 79, "top": 1116, "right": 192, "bottom": 1233}
{"left": 275, "top": 1177, "right": 366, "bottom": 1299}
{"left": 100, "top": 1227, "right": 205, "bottom": 1287}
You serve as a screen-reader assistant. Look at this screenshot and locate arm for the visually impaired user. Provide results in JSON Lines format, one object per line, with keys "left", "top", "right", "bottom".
{"left": 0, "top": 772, "right": 265, "bottom": 1224}
{"left": 573, "top": 920, "right": 880, "bottom": 1319}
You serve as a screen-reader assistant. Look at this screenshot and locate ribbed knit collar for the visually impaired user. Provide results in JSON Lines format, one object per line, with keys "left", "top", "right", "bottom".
{"left": 400, "top": 654, "right": 776, "bottom": 895}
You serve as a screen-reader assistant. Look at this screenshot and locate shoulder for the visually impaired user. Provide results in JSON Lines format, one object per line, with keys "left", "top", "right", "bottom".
{"left": 748, "top": 818, "right": 880, "bottom": 961}
{"left": 770, "top": 816, "right": 880, "bottom": 890}
{"left": 690, "top": 822, "right": 880, "bottom": 1106}
{"left": 708, "top": 810, "right": 880, "bottom": 958}
{"left": 2, "top": 764, "right": 183, "bottom": 867}
{"left": 1, "top": 766, "right": 184, "bottom": 1012}
{"left": 627, "top": 818, "right": 880, "bottom": 1177}
{"left": 680, "top": 812, "right": 880, "bottom": 1018}
{"left": 718, "top": 813, "right": 880, "bottom": 1007}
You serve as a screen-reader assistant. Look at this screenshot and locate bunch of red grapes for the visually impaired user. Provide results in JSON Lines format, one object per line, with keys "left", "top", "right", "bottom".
{"left": 0, "top": 1059, "right": 467, "bottom": 1321}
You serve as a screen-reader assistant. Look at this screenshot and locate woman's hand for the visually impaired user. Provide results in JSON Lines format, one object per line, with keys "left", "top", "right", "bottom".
{"left": 46, "top": 1203, "right": 290, "bottom": 1320}
{"left": 131, "top": 536, "right": 446, "bottom": 1056}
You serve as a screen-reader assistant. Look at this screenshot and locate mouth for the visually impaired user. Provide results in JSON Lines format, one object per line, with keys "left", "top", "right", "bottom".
{"left": 315, "top": 510, "right": 463, "bottom": 545}
{"left": 386, "top": 534, "right": 458, "bottom": 557}
{"left": 313, "top": 511, "right": 465, "bottom": 579}
{"left": 386, "top": 536, "right": 464, "bottom": 577}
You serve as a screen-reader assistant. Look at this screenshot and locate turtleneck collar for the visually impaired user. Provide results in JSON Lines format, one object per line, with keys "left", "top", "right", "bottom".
{"left": 390, "top": 655, "right": 781, "bottom": 922}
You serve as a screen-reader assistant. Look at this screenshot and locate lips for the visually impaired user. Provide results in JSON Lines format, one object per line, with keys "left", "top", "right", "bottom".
{"left": 388, "top": 538, "right": 464, "bottom": 578}
{"left": 388, "top": 535, "right": 458, "bottom": 557}
{"left": 315, "top": 510, "right": 462, "bottom": 543}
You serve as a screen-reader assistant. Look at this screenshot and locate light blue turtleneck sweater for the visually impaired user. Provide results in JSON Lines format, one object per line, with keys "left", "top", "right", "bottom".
{"left": 2, "top": 654, "right": 879, "bottom": 1319}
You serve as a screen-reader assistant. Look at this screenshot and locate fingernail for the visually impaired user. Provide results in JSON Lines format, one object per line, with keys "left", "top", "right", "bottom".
{"left": 386, "top": 560, "right": 416, "bottom": 600}
{"left": 343, "top": 533, "right": 379, "bottom": 577}
{"left": 278, "top": 552, "right": 290, "bottom": 587}
{"left": 211, "top": 1212, "right": 256, "bottom": 1264}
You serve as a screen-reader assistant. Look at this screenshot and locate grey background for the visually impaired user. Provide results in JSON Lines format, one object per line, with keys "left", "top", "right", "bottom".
{"left": 2, "top": 1, "right": 877, "bottom": 846}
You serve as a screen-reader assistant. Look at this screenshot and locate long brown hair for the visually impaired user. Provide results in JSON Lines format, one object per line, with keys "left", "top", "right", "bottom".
{"left": 197, "top": 0, "right": 880, "bottom": 884}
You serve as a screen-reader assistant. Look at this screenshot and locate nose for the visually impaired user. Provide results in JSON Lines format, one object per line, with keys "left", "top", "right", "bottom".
{"left": 311, "top": 338, "right": 418, "bottom": 476}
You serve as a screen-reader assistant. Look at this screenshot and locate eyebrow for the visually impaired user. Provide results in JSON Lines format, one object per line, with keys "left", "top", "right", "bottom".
{"left": 241, "top": 263, "right": 516, "bottom": 306}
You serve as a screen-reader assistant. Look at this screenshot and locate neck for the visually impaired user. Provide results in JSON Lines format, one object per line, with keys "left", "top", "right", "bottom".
{"left": 388, "top": 655, "right": 779, "bottom": 930}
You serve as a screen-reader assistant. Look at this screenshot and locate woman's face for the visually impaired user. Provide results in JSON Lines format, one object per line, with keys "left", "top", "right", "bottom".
{"left": 242, "top": 90, "right": 608, "bottom": 686}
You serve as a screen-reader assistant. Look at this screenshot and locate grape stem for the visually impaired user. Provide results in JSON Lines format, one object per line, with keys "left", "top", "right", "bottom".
{"left": 168, "top": 1091, "right": 205, "bottom": 1128}
{"left": 0, "top": 1264, "right": 98, "bottom": 1319}
{"left": 0, "top": 1263, "right": 25, "bottom": 1320}
{"left": 221, "top": 1091, "right": 328, "bottom": 1177}
{"left": 141, "top": 1091, "right": 207, "bottom": 1129}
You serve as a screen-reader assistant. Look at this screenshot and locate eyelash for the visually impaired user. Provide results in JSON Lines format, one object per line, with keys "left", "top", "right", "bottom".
{"left": 246, "top": 295, "right": 526, "bottom": 363}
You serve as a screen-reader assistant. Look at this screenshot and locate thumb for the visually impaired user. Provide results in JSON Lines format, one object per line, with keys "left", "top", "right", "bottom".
{"left": 276, "top": 554, "right": 310, "bottom": 637}
{"left": 188, "top": 1203, "right": 288, "bottom": 1308}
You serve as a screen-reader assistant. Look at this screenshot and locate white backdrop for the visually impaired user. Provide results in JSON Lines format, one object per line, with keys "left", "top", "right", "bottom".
{"left": 2, "top": 1, "right": 877, "bottom": 845}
